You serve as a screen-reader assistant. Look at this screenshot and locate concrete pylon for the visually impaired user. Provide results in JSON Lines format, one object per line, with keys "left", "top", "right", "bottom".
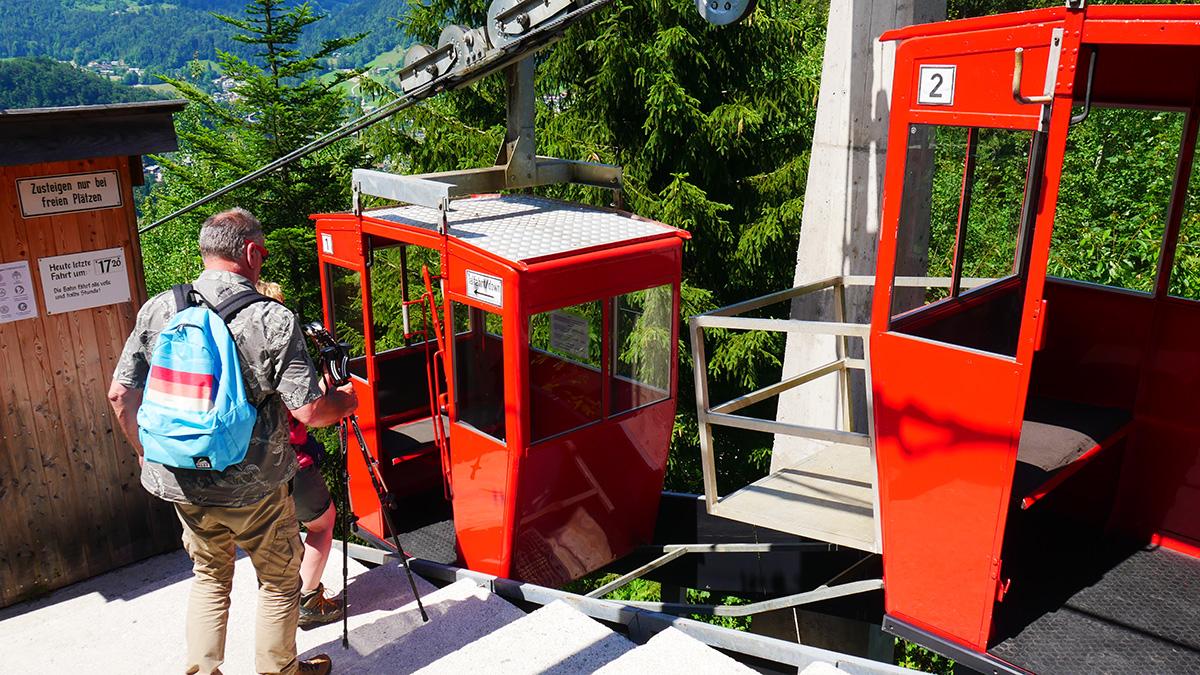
{"left": 773, "top": 0, "right": 945, "bottom": 471}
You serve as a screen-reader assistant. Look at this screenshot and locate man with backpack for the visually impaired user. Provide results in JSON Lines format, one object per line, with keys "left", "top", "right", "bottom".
{"left": 107, "top": 207, "right": 358, "bottom": 675}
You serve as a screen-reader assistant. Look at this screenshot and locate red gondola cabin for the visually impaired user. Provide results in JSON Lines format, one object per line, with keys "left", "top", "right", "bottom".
{"left": 872, "top": 4, "right": 1200, "bottom": 673}
{"left": 314, "top": 183, "right": 686, "bottom": 588}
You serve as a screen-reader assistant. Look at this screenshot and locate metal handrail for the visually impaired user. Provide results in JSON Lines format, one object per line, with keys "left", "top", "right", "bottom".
{"left": 689, "top": 275, "right": 878, "bottom": 509}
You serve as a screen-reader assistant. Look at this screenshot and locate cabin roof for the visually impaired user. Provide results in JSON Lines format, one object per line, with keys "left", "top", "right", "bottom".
{"left": 366, "top": 194, "right": 686, "bottom": 265}
{"left": 0, "top": 99, "right": 188, "bottom": 167}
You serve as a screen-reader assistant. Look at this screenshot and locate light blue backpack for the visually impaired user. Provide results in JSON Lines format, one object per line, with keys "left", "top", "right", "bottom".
{"left": 137, "top": 285, "right": 275, "bottom": 471}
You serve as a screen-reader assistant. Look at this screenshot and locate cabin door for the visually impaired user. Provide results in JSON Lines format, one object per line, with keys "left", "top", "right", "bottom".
{"left": 871, "top": 123, "right": 1052, "bottom": 649}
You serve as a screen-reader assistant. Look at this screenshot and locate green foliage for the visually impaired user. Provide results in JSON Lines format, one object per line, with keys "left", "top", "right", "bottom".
{"left": 894, "top": 639, "right": 956, "bottom": 673}
{"left": 0, "top": 0, "right": 404, "bottom": 73}
{"left": 1049, "top": 108, "right": 1183, "bottom": 292}
{"left": 364, "top": 244, "right": 443, "bottom": 353}
{"left": 910, "top": 106, "right": 1195, "bottom": 313}
{"left": 138, "top": 0, "right": 369, "bottom": 323}
{"left": 0, "top": 56, "right": 164, "bottom": 108}
{"left": 561, "top": 572, "right": 753, "bottom": 631}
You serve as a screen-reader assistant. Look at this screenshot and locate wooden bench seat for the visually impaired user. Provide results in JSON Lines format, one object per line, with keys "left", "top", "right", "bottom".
{"left": 1015, "top": 396, "right": 1133, "bottom": 510}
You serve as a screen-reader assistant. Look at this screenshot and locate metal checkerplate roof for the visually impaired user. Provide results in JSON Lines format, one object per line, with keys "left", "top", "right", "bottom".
{"left": 366, "top": 194, "right": 679, "bottom": 263}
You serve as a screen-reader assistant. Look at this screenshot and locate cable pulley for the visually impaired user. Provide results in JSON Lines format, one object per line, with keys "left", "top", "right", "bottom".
{"left": 487, "top": 0, "right": 576, "bottom": 50}
{"left": 438, "top": 25, "right": 490, "bottom": 76}
{"left": 695, "top": 0, "right": 758, "bottom": 26}
{"left": 399, "top": 43, "right": 454, "bottom": 93}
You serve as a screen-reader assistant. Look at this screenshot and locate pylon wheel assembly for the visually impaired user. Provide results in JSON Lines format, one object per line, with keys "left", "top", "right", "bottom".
{"left": 695, "top": 0, "right": 758, "bottom": 26}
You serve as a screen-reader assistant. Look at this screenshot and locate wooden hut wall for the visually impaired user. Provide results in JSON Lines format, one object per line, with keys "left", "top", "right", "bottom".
{"left": 0, "top": 155, "right": 179, "bottom": 607}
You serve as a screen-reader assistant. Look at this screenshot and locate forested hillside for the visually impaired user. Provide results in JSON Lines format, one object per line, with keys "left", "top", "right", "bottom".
{"left": 0, "top": 0, "right": 408, "bottom": 74}
{"left": 0, "top": 56, "right": 165, "bottom": 108}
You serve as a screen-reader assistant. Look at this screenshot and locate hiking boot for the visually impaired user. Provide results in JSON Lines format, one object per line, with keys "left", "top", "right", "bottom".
{"left": 299, "top": 583, "right": 344, "bottom": 627}
{"left": 298, "top": 653, "right": 332, "bottom": 675}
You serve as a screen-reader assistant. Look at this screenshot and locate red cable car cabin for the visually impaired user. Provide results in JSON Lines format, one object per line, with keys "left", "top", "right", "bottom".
{"left": 313, "top": 192, "right": 687, "bottom": 588}
{"left": 873, "top": 4, "right": 1200, "bottom": 673}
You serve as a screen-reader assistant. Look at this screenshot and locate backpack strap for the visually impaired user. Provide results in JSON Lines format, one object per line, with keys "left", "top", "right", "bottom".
{"left": 212, "top": 289, "right": 280, "bottom": 323}
{"left": 172, "top": 284, "right": 197, "bottom": 313}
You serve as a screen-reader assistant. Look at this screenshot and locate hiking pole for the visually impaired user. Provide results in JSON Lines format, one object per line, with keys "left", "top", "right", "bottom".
{"left": 345, "top": 412, "right": 429, "bottom": 622}
{"left": 303, "top": 323, "right": 429, "bottom": 623}
{"left": 337, "top": 420, "right": 350, "bottom": 649}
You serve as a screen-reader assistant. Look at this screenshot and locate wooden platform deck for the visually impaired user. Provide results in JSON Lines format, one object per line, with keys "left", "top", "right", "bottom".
{"left": 710, "top": 443, "right": 879, "bottom": 552}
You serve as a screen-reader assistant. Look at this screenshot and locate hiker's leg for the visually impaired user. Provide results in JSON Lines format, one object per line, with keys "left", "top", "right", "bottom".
{"left": 293, "top": 464, "right": 335, "bottom": 594}
{"left": 233, "top": 485, "right": 303, "bottom": 675}
{"left": 300, "top": 505, "right": 335, "bottom": 593}
{"left": 176, "top": 504, "right": 236, "bottom": 675}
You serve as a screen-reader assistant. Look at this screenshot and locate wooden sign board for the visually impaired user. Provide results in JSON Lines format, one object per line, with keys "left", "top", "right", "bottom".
{"left": 16, "top": 170, "right": 123, "bottom": 218}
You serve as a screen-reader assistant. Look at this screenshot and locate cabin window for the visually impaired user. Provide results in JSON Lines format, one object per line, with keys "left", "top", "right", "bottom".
{"left": 611, "top": 284, "right": 672, "bottom": 415}
{"left": 528, "top": 300, "right": 603, "bottom": 443}
{"left": 889, "top": 124, "right": 1035, "bottom": 356}
{"left": 325, "top": 263, "right": 367, "bottom": 379}
{"left": 453, "top": 303, "right": 506, "bottom": 442}
{"left": 1051, "top": 108, "right": 1182, "bottom": 294}
{"left": 1168, "top": 123, "right": 1200, "bottom": 302}
{"left": 369, "top": 241, "right": 441, "bottom": 353}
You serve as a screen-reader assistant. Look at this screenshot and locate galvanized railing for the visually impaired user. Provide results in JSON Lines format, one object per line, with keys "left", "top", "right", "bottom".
{"left": 689, "top": 275, "right": 878, "bottom": 511}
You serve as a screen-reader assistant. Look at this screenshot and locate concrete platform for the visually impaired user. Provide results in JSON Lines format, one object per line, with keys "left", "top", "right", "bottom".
{"left": 0, "top": 543, "right": 522, "bottom": 674}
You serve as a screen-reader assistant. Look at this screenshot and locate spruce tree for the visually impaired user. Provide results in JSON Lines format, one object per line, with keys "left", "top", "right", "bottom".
{"left": 140, "top": 0, "right": 368, "bottom": 322}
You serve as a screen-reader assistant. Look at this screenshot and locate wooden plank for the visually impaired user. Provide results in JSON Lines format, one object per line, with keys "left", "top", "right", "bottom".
{"left": 82, "top": 169, "right": 177, "bottom": 564}
{"left": 47, "top": 177, "right": 117, "bottom": 577}
{"left": 0, "top": 364, "right": 35, "bottom": 607}
{"left": 80, "top": 187, "right": 139, "bottom": 566}
{"left": 712, "top": 443, "right": 879, "bottom": 553}
{"left": 0, "top": 163, "right": 66, "bottom": 603}
{"left": 79, "top": 165, "right": 152, "bottom": 564}
{"left": 7, "top": 160, "right": 95, "bottom": 589}
{"left": 0, "top": 165, "right": 74, "bottom": 604}
{"left": 0, "top": 155, "right": 184, "bottom": 608}
{"left": 0, "top": 167, "right": 38, "bottom": 607}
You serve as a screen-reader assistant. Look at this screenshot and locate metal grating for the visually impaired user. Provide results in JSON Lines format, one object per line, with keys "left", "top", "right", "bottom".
{"left": 990, "top": 544, "right": 1200, "bottom": 674}
{"left": 366, "top": 194, "right": 678, "bottom": 263}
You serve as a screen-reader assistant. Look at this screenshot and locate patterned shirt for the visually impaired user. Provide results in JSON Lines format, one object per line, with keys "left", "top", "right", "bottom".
{"left": 113, "top": 270, "right": 323, "bottom": 507}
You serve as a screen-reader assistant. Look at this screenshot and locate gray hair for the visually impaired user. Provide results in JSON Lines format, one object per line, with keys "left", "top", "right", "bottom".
{"left": 199, "top": 208, "right": 264, "bottom": 262}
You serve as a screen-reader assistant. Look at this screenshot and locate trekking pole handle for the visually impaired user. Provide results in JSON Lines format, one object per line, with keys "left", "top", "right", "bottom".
{"left": 302, "top": 322, "right": 352, "bottom": 387}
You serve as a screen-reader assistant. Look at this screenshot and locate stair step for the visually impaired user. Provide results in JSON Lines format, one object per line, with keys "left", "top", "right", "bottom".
{"left": 297, "top": 572, "right": 527, "bottom": 673}
{"left": 413, "top": 600, "right": 637, "bottom": 675}
{"left": 593, "top": 626, "right": 759, "bottom": 675}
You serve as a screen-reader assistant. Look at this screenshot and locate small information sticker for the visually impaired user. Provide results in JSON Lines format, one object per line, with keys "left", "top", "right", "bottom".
{"left": 550, "top": 311, "right": 590, "bottom": 359}
{"left": 465, "top": 270, "right": 503, "bottom": 307}
{"left": 0, "top": 260, "right": 38, "bottom": 324}
{"left": 17, "top": 171, "right": 123, "bottom": 218}
{"left": 37, "top": 247, "right": 131, "bottom": 315}
{"left": 917, "top": 65, "right": 956, "bottom": 106}
{"left": 321, "top": 233, "right": 334, "bottom": 255}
